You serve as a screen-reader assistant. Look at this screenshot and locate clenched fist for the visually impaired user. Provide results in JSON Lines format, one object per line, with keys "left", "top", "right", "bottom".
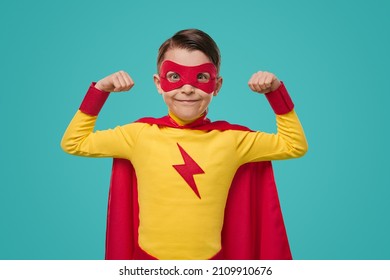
{"left": 95, "top": 71, "right": 134, "bottom": 92}
{"left": 248, "top": 71, "right": 281, "bottom": 94}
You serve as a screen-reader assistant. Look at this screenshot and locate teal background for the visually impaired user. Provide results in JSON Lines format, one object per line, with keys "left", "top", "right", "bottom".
{"left": 1, "top": 0, "right": 389, "bottom": 260}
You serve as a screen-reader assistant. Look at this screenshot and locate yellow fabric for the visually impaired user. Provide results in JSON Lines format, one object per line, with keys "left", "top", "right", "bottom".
{"left": 61, "top": 110, "right": 307, "bottom": 259}
{"left": 168, "top": 111, "right": 205, "bottom": 126}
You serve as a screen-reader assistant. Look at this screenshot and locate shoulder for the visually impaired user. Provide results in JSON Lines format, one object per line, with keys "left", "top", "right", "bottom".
{"left": 205, "top": 121, "right": 253, "bottom": 132}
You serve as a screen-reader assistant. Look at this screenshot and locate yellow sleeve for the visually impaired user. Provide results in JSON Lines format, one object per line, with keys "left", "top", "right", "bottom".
{"left": 61, "top": 110, "right": 143, "bottom": 160}
{"left": 235, "top": 110, "right": 308, "bottom": 164}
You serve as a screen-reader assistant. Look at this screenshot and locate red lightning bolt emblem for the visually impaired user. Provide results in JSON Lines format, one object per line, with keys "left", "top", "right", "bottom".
{"left": 172, "top": 143, "right": 205, "bottom": 199}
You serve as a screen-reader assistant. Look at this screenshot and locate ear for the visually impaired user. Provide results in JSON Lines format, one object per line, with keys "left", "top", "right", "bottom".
{"left": 213, "top": 76, "right": 223, "bottom": 96}
{"left": 153, "top": 74, "right": 164, "bottom": 95}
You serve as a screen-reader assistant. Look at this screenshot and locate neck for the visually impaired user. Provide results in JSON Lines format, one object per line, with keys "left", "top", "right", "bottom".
{"left": 168, "top": 112, "right": 205, "bottom": 126}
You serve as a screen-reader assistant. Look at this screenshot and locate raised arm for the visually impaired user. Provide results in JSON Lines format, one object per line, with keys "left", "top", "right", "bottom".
{"left": 236, "top": 71, "right": 308, "bottom": 163}
{"left": 61, "top": 71, "right": 138, "bottom": 159}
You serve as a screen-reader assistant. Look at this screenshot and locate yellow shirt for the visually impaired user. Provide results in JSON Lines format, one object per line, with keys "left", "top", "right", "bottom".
{"left": 61, "top": 110, "right": 307, "bottom": 259}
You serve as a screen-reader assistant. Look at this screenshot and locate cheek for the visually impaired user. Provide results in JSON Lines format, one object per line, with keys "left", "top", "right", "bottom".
{"left": 160, "top": 92, "right": 170, "bottom": 104}
{"left": 201, "top": 94, "right": 213, "bottom": 106}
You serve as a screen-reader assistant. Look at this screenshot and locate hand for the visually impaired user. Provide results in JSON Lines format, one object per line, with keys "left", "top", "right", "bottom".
{"left": 95, "top": 71, "right": 134, "bottom": 92}
{"left": 248, "top": 71, "right": 281, "bottom": 94}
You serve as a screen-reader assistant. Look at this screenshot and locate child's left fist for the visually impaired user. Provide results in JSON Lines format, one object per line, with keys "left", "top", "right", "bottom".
{"left": 248, "top": 71, "right": 281, "bottom": 94}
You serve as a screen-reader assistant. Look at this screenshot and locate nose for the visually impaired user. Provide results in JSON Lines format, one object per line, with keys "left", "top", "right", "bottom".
{"left": 180, "top": 84, "right": 195, "bottom": 94}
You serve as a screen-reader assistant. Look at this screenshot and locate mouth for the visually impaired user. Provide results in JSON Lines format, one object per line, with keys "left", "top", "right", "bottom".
{"left": 174, "top": 99, "right": 200, "bottom": 103}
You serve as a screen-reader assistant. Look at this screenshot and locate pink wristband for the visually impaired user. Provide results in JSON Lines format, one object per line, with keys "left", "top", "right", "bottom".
{"left": 79, "top": 83, "right": 110, "bottom": 116}
{"left": 265, "top": 82, "right": 294, "bottom": 115}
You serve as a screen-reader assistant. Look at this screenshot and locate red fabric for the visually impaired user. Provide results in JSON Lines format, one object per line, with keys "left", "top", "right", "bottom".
{"left": 79, "top": 83, "right": 110, "bottom": 116}
{"left": 159, "top": 60, "right": 217, "bottom": 94}
{"left": 105, "top": 159, "right": 138, "bottom": 260}
{"left": 265, "top": 82, "right": 294, "bottom": 115}
{"left": 105, "top": 117, "right": 292, "bottom": 260}
{"left": 172, "top": 143, "right": 204, "bottom": 199}
{"left": 221, "top": 162, "right": 292, "bottom": 259}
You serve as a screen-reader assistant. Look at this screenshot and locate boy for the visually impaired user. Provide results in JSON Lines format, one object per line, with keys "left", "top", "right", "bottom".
{"left": 61, "top": 29, "right": 308, "bottom": 260}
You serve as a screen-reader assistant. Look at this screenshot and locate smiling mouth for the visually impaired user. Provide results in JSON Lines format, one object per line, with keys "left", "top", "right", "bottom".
{"left": 175, "top": 99, "right": 200, "bottom": 102}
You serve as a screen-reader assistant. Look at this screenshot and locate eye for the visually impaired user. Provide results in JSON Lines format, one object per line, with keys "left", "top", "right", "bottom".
{"left": 167, "top": 72, "right": 180, "bottom": 82}
{"left": 197, "top": 72, "right": 210, "bottom": 83}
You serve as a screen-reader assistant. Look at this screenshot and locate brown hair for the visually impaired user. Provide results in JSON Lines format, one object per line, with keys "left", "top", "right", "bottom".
{"left": 157, "top": 29, "right": 221, "bottom": 74}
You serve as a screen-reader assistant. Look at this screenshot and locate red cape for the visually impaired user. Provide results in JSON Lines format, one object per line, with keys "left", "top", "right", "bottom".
{"left": 105, "top": 116, "right": 293, "bottom": 260}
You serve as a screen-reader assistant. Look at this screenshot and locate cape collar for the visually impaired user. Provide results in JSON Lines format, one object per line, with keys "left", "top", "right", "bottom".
{"left": 166, "top": 112, "right": 211, "bottom": 128}
{"left": 135, "top": 113, "right": 251, "bottom": 132}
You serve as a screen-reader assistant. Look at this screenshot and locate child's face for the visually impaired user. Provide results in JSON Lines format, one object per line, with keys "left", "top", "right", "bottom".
{"left": 154, "top": 48, "right": 222, "bottom": 122}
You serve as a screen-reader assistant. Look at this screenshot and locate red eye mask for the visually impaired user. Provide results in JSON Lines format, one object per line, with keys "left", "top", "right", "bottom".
{"left": 159, "top": 60, "right": 217, "bottom": 94}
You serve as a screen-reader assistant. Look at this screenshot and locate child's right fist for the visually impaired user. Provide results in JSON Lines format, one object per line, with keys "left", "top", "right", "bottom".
{"left": 95, "top": 71, "right": 134, "bottom": 93}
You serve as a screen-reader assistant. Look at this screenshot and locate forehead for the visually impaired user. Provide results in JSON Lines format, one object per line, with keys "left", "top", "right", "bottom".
{"left": 162, "top": 48, "right": 212, "bottom": 67}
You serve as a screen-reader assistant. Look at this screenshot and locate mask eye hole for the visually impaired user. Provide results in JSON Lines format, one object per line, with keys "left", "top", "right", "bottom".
{"left": 166, "top": 72, "right": 180, "bottom": 82}
{"left": 197, "top": 72, "right": 210, "bottom": 83}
